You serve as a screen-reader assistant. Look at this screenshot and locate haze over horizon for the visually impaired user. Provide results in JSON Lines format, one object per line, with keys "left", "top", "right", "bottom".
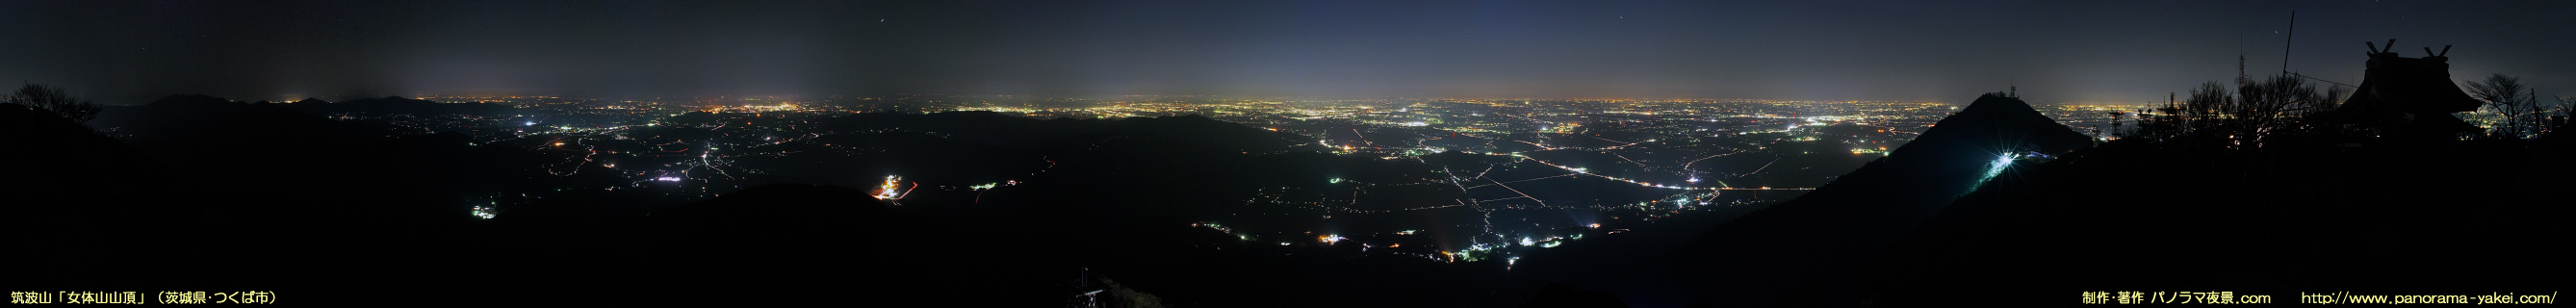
{"left": 4, "top": 0, "right": 2570, "bottom": 105}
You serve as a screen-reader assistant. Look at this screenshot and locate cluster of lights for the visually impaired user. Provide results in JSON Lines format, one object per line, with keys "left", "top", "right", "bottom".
{"left": 1522, "top": 158, "right": 1726, "bottom": 191}
{"left": 470, "top": 206, "right": 497, "bottom": 219}
{"left": 871, "top": 175, "right": 915, "bottom": 200}
{"left": 1194, "top": 222, "right": 1234, "bottom": 233}
{"left": 1198, "top": 225, "right": 1249, "bottom": 240}
{"left": 1988, "top": 154, "right": 2016, "bottom": 174}
{"left": 1965, "top": 153, "right": 2021, "bottom": 192}
{"left": 800, "top": 99, "right": 1926, "bottom": 270}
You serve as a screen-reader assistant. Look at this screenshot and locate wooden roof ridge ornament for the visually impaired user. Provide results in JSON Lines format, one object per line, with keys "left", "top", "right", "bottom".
{"left": 2328, "top": 39, "right": 2485, "bottom": 140}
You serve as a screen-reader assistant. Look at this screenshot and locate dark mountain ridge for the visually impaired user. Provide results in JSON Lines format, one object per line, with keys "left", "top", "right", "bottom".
{"left": 1868, "top": 116, "right": 2575, "bottom": 306}
{"left": 1676, "top": 92, "right": 2095, "bottom": 306}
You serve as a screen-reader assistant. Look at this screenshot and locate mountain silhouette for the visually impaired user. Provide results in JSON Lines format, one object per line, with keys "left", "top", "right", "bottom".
{"left": 1674, "top": 92, "right": 2094, "bottom": 306}
{"left": 1867, "top": 110, "right": 2576, "bottom": 306}
{"left": 13, "top": 94, "right": 564, "bottom": 302}
{"left": 2, "top": 104, "right": 184, "bottom": 283}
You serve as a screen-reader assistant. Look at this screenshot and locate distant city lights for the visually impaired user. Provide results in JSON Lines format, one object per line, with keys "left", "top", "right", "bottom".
{"left": 307, "top": 93, "right": 1996, "bottom": 273}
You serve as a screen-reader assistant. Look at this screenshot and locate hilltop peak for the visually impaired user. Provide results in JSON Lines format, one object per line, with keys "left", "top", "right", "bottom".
{"left": 1677, "top": 90, "right": 2094, "bottom": 306}
{"left": 1893, "top": 92, "right": 2091, "bottom": 161}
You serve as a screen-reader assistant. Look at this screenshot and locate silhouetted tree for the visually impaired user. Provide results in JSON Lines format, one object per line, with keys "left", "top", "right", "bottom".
{"left": 2233, "top": 74, "right": 2325, "bottom": 146}
{"left": 2181, "top": 82, "right": 2231, "bottom": 145}
{"left": 2159, "top": 75, "right": 2331, "bottom": 149}
{"left": 3, "top": 83, "right": 100, "bottom": 123}
{"left": 2462, "top": 73, "right": 2538, "bottom": 139}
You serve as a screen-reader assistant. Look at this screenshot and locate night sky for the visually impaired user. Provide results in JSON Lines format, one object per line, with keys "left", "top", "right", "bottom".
{"left": 4, "top": 0, "right": 2569, "bottom": 105}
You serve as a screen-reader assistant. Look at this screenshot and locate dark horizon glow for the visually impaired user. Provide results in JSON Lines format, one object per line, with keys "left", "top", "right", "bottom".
{"left": 2, "top": 0, "right": 2569, "bottom": 105}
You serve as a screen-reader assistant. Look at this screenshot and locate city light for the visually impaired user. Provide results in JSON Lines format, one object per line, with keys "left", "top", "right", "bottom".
{"left": 45, "top": 1, "right": 2483, "bottom": 298}
{"left": 1967, "top": 153, "right": 2017, "bottom": 193}
{"left": 257, "top": 93, "right": 1950, "bottom": 274}
{"left": 871, "top": 175, "right": 914, "bottom": 200}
